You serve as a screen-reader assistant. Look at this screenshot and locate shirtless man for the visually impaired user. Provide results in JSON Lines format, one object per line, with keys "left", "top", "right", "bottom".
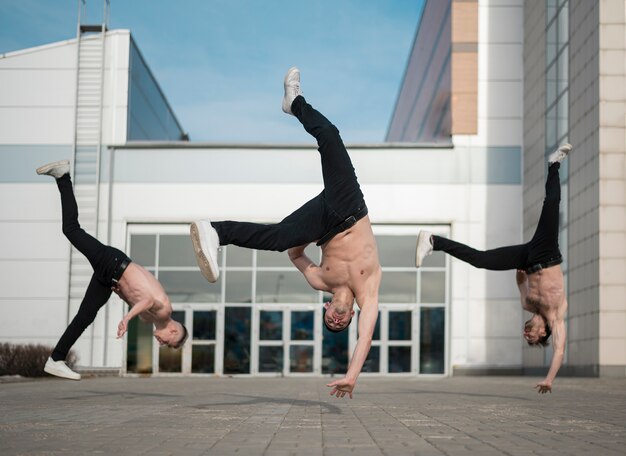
{"left": 415, "top": 144, "right": 571, "bottom": 393}
{"left": 191, "top": 67, "right": 382, "bottom": 398}
{"left": 37, "top": 161, "right": 188, "bottom": 380}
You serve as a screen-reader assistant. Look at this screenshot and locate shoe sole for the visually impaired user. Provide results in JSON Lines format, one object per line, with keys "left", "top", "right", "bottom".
{"left": 36, "top": 160, "right": 70, "bottom": 175}
{"left": 190, "top": 222, "right": 219, "bottom": 283}
{"left": 44, "top": 364, "right": 81, "bottom": 380}
{"left": 415, "top": 231, "right": 431, "bottom": 268}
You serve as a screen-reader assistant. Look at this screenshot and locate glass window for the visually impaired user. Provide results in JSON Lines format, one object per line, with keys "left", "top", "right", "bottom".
{"left": 226, "top": 245, "right": 252, "bottom": 267}
{"left": 225, "top": 271, "right": 253, "bottom": 303}
{"left": 422, "top": 250, "right": 446, "bottom": 268}
{"left": 376, "top": 235, "right": 416, "bottom": 268}
{"left": 193, "top": 311, "right": 216, "bottom": 340}
{"left": 256, "top": 271, "right": 317, "bottom": 303}
{"left": 389, "top": 311, "right": 412, "bottom": 341}
{"left": 159, "top": 270, "right": 221, "bottom": 303}
{"left": 379, "top": 272, "right": 416, "bottom": 303}
{"left": 322, "top": 323, "right": 348, "bottom": 374}
{"left": 130, "top": 235, "right": 156, "bottom": 267}
{"left": 126, "top": 317, "right": 153, "bottom": 374}
{"left": 159, "top": 235, "right": 197, "bottom": 267}
{"left": 259, "top": 346, "right": 283, "bottom": 373}
{"left": 420, "top": 307, "right": 445, "bottom": 374}
{"left": 192, "top": 345, "right": 215, "bottom": 373}
{"left": 388, "top": 346, "right": 411, "bottom": 373}
{"left": 256, "top": 250, "right": 292, "bottom": 267}
{"left": 259, "top": 310, "right": 283, "bottom": 340}
{"left": 291, "top": 311, "right": 314, "bottom": 341}
{"left": 420, "top": 271, "right": 446, "bottom": 303}
{"left": 362, "top": 346, "right": 380, "bottom": 373}
{"left": 290, "top": 346, "right": 313, "bottom": 373}
{"left": 224, "top": 307, "right": 251, "bottom": 374}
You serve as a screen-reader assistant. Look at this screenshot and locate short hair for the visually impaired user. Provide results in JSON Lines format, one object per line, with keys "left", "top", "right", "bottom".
{"left": 172, "top": 323, "right": 189, "bottom": 349}
{"left": 527, "top": 323, "right": 551, "bottom": 347}
{"left": 323, "top": 308, "right": 352, "bottom": 333}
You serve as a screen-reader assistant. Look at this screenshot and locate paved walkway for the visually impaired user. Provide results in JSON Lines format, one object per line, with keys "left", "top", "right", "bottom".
{"left": 1, "top": 375, "right": 625, "bottom": 455}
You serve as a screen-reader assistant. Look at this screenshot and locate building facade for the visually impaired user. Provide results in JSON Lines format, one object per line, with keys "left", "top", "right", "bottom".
{"left": 3, "top": 0, "right": 621, "bottom": 378}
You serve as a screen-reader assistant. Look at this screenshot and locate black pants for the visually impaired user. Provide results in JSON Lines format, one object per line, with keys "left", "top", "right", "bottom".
{"left": 51, "top": 175, "right": 130, "bottom": 361}
{"left": 213, "top": 96, "right": 366, "bottom": 251}
{"left": 433, "top": 162, "right": 563, "bottom": 270}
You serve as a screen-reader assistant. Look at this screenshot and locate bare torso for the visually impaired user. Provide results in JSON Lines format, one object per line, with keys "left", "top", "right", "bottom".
{"left": 113, "top": 262, "right": 171, "bottom": 322}
{"left": 521, "top": 265, "right": 566, "bottom": 320}
{"left": 319, "top": 216, "right": 381, "bottom": 307}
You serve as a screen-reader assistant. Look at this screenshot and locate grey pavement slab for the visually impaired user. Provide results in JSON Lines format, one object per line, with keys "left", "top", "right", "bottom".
{"left": 0, "top": 375, "right": 625, "bottom": 456}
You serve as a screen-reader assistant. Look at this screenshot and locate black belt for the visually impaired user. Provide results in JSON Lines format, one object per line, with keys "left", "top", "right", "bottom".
{"left": 525, "top": 256, "right": 562, "bottom": 275}
{"left": 316, "top": 206, "right": 369, "bottom": 246}
{"left": 111, "top": 258, "right": 131, "bottom": 285}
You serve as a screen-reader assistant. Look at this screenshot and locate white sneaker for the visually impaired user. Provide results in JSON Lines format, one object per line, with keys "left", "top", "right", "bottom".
{"left": 548, "top": 143, "right": 572, "bottom": 164}
{"left": 415, "top": 230, "right": 434, "bottom": 268}
{"left": 190, "top": 220, "right": 220, "bottom": 283}
{"left": 282, "top": 67, "right": 303, "bottom": 115}
{"left": 36, "top": 160, "right": 70, "bottom": 179}
{"left": 44, "top": 357, "right": 81, "bottom": 380}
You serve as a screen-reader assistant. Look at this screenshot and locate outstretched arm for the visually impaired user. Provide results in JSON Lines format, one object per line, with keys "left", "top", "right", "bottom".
{"left": 536, "top": 298, "right": 568, "bottom": 394}
{"left": 327, "top": 296, "right": 378, "bottom": 399}
{"left": 288, "top": 244, "right": 329, "bottom": 292}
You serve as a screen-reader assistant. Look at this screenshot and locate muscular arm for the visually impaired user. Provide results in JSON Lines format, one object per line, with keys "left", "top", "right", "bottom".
{"left": 117, "top": 299, "right": 153, "bottom": 338}
{"left": 288, "top": 244, "right": 329, "bottom": 292}
{"left": 327, "top": 295, "right": 378, "bottom": 398}
{"left": 536, "top": 297, "right": 568, "bottom": 393}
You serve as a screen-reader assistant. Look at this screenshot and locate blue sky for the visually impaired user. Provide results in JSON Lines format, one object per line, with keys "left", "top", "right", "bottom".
{"left": 0, "top": 0, "right": 424, "bottom": 143}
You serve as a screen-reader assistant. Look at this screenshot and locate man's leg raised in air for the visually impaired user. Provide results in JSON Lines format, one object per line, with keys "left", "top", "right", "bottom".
{"left": 525, "top": 143, "right": 571, "bottom": 265}
{"left": 416, "top": 230, "right": 528, "bottom": 270}
{"left": 283, "top": 67, "right": 364, "bottom": 219}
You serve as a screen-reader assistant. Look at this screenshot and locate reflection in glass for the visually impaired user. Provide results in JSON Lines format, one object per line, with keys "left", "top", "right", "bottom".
{"left": 260, "top": 311, "right": 282, "bottom": 340}
{"left": 362, "top": 346, "right": 380, "bottom": 373}
{"left": 389, "top": 311, "right": 412, "bottom": 340}
{"left": 193, "top": 311, "right": 216, "bottom": 340}
{"left": 322, "top": 324, "right": 348, "bottom": 374}
{"left": 159, "top": 235, "right": 197, "bottom": 267}
{"left": 225, "top": 271, "right": 253, "bottom": 303}
{"left": 379, "top": 272, "right": 416, "bottom": 303}
{"left": 126, "top": 317, "right": 153, "bottom": 373}
{"left": 259, "top": 346, "right": 283, "bottom": 373}
{"left": 224, "top": 307, "right": 251, "bottom": 374}
{"left": 388, "top": 346, "right": 411, "bottom": 373}
{"left": 290, "top": 345, "right": 313, "bottom": 373}
{"left": 226, "top": 245, "right": 252, "bottom": 267}
{"left": 420, "top": 271, "right": 445, "bottom": 303}
{"left": 291, "top": 311, "right": 314, "bottom": 341}
{"left": 420, "top": 307, "right": 445, "bottom": 374}
{"left": 129, "top": 235, "right": 156, "bottom": 267}
{"left": 159, "top": 270, "right": 220, "bottom": 303}
{"left": 376, "top": 235, "right": 416, "bottom": 267}
{"left": 192, "top": 345, "right": 215, "bottom": 373}
{"left": 159, "top": 346, "right": 182, "bottom": 372}
{"left": 256, "top": 271, "right": 317, "bottom": 303}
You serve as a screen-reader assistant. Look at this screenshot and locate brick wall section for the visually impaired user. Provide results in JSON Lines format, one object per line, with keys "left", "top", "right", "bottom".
{"left": 598, "top": 0, "right": 626, "bottom": 377}
{"left": 568, "top": 0, "right": 600, "bottom": 373}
